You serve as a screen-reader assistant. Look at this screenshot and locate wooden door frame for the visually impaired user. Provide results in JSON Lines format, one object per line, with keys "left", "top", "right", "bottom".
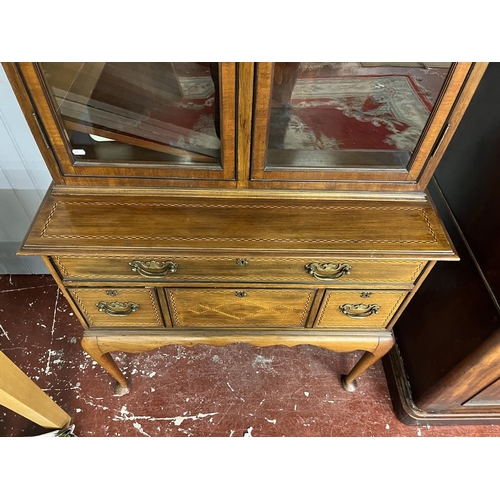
{"left": 247, "top": 62, "right": 488, "bottom": 192}
{"left": 4, "top": 61, "right": 488, "bottom": 193}
{"left": 4, "top": 62, "right": 238, "bottom": 187}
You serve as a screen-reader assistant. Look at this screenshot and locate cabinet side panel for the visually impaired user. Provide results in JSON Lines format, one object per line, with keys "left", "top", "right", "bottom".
{"left": 393, "top": 179, "right": 500, "bottom": 409}
{"left": 434, "top": 62, "right": 500, "bottom": 299}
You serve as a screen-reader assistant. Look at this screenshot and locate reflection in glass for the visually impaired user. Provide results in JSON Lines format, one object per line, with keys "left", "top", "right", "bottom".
{"left": 269, "top": 62, "right": 451, "bottom": 169}
{"left": 39, "top": 62, "right": 220, "bottom": 164}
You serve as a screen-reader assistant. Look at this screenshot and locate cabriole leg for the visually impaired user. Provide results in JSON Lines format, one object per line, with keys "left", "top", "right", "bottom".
{"left": 341, "top": 336, "right": 395, "bottom": 392}
{"left": 81, "top": 337, "right": 129, "bottom": 396}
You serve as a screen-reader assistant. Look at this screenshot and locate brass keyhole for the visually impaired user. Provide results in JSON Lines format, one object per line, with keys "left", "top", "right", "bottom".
{"left": 235, "top": 291, "right": 247, "bottom": 298}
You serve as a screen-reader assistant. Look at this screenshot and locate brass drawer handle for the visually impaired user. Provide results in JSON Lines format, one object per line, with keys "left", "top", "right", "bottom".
{"left": 96, "top": 301, "right": 140, "bottom": 317}
{"left": 305, "top": 263, "right": 352, "bottom": 281}
{"left": 339, "top": 303, "right": 380, "bottom": 319}
{"left": 129, "top": 260, "right": 178, "bottom": 278}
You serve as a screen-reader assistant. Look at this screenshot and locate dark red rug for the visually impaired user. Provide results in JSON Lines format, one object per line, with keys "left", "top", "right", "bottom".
{"left": 273, "top": 74, "right": 434, "bottom": 153}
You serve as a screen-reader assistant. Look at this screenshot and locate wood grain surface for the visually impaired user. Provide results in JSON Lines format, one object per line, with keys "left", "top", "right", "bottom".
{"left": 20, "top": 192, "right": 457, "bottom": 258}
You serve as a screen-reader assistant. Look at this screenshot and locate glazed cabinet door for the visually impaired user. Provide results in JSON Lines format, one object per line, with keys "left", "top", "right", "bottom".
{"left": 250, "top": 62, "right": 487, "bottom": 191}
{"left": 13, "top": 62, "right": 237, "bottom": 184}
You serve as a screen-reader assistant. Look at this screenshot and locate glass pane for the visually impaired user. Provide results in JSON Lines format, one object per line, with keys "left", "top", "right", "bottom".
{"left": 268, "top": 62, "right": 452, "bottom": 169}
{"left": 39, "top": 62, "right": 221, "bottom": 164}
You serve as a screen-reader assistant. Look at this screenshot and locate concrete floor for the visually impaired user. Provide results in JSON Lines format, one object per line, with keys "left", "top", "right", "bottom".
{"left": 1, "top": 274, "right": 500, "bottom": 437}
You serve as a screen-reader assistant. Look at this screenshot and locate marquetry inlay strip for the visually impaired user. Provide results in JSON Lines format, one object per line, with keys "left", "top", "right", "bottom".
{"left": 41, "top": 201, "right": 438, "bottom": 245}
{"left": 147, "top": 289, "right": 163, "bottom": 326}
{"left": 70, "top": 290, "right": 95, "bottom": 327}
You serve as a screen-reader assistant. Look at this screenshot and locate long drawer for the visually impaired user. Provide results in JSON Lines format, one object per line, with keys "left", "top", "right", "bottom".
{"left": 314, "top": 290, "right": 408, "bottom": 329}
{"left": 166, "top": 288, "right": 316, "bottom": 328}
{"left": 53, "top": 255, "right": 426, "bottom": 285}
{"left": 68, "top": 287, "right": 164, "bottom": 328}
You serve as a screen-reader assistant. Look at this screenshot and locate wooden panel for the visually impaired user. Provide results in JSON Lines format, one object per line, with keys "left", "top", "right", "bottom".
{"left": 20, "top": 191, "right": 456, "bottom": 259}
{"left": 314, "top": 290, "right": 408, "bottom": 329}
{"left": 236, "top": 62, "right": 254, "bottom": 188}
{"left": 433, "top": 63, "right": 500, "bottom": 299}
{"left": 464, "top": 377, "right": 500, "bottom": 407}
{"left": 52, "top": 255, "right": 426, "bottom": 286}
{"left": 85, "top": 330, "right": 388, "bottom": 353}
{"left": 167, "top": 288, "right": 315, "bottom": 328}
{"left": 392, "top": 178, "right": 500, "bottom": 411}
{"left": 68, "top": 287, "right": 164, "bottom": 328}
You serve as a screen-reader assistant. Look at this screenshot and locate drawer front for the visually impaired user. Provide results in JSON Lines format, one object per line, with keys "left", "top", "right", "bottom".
{"left": 53, "top": 255, "right": 425, "bottom": 285}
{"left": 68, "top": 287, "right": 164, "bottom": 328}
{"left": 167, "top": 288, "right": 315, "bottom": 328}
{"left": 314, "top": 290, "right": 408, "bottom": 329}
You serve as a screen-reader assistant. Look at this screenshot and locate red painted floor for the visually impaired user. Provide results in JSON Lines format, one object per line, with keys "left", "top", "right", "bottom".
{"left": 1, "top": 274, "right": 500, "bottom": 437}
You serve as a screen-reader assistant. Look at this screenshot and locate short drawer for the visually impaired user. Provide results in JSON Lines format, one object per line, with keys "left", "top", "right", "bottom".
{"left": 53, "top": 255, "right": 426, "bottom": 285}
{"left": 314, "top": 290, "right": 408, "bottom": 329}
{"left": 68, "top": 287, "right": 164, "bottom": 328}
{"left": 166, "top": 288, "right": 316, "bottom": 328}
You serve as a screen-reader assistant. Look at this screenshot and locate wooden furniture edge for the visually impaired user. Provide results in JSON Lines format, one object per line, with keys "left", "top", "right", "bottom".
{"left": 81, "top": 330, "right": 394, "bottom": 396}
{"left": 0, "top": 351, "right": 71, "bottom": 429}
{"left": 2, "top": 63, "right": 66, "bottom": 184}
{"left": 416, "top": 62, "right": 490, "bottom": 189}
{"left": 383, "top": 347, "right": 500, "bottom": 426}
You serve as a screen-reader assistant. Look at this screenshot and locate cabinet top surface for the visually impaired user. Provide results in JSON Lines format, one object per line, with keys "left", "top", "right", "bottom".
{"left": 20, "top": 191, "right": 456, "bottom": 259}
